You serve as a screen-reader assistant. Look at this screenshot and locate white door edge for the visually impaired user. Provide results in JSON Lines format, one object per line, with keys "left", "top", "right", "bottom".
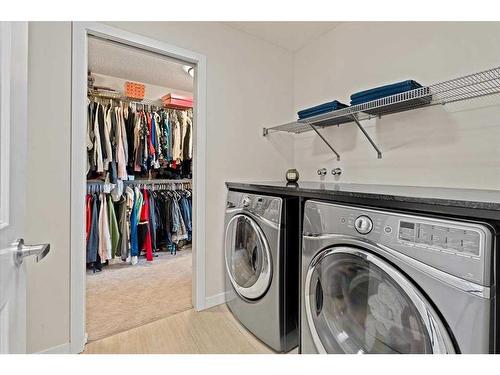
{"left": 0, "top": 22, "right": 11, "bottom": 231}
{"left": 0, "top": 21, "right": 28, "bottom": 354}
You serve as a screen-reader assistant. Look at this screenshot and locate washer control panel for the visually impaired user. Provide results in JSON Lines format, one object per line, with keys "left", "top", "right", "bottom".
{"left": 303, "top": 200, "right": 492, "bottom": 286}
{"left": 398, "top": 220, "right": 481, "bottom": 259}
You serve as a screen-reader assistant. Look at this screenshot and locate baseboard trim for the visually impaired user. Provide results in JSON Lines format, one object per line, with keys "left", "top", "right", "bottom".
{"left": 35, "top": 342, "right": 71, "bottom": 354}
{"left": 204, "top": 291, "right": 229, "bottom": 309}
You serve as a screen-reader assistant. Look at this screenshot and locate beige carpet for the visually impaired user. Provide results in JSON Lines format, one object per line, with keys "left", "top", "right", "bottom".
{"left": 86, "top": 247, "right": 192, "bottom": 342}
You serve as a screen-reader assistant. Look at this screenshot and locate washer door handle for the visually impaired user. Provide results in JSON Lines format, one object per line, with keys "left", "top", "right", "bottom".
{"left": 251, "top": 246, "right": 258, "bottom": 272}
{"left": 315, "top": 279, "right": 323, "bottom": 315}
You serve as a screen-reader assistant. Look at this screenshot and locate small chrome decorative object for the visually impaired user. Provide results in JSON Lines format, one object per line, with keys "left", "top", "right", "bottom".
{"left": 286, "top": 168, "right": 300, "bottom": 183}
{"left": 331, "top": 167, "right": 342, "bottom": 176}
{"left": 317, "top": 168, "right": 327, "bottom": 176}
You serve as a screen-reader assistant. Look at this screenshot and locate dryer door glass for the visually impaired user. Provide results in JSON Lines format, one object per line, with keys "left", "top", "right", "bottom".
{"left": 225, "top": 214, "right": 272, "bottom": 300}
{"left": 305, "top": 248, "right": 451, "bottom": 354}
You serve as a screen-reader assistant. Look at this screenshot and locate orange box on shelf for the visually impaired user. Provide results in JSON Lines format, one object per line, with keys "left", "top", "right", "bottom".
{"left": 124, "top": 81, "right": 145, "bottom": 100}
{"left": 161, "top": 93, "right": 193, "bottom": 109}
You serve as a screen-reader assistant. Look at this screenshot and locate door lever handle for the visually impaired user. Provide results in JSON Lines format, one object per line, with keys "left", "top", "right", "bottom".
{"left": 13, "top": 238, "right": 50, "bottom": 266}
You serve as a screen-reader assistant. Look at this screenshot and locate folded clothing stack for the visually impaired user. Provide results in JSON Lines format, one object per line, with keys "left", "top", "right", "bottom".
{"left": 297, "top": 100, "right": 348, "bottom": 120}
{"left": 350, "top": 80, "right": 423, "bottom": 105}
{"left": 350, "top": 79, "right": 431, "bottom": 115}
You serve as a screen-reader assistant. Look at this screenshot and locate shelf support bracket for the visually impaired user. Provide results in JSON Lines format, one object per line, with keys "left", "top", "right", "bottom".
{"left": 308, "top": 123, "right": 341, "bottom": 161}
{"left": 351, "top": 114, "right": 382, "bottom": 159}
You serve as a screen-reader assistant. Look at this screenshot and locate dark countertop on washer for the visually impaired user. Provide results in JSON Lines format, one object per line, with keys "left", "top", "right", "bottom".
{"left": 225, "top": 181, "right": 500, "bottom": 221}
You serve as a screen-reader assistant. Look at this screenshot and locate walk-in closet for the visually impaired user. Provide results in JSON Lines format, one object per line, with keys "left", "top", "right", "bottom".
{"left": 85, "top": 37, "right": 195, "bottom": 341}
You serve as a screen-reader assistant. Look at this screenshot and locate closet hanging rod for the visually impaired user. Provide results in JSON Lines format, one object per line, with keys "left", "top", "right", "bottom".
{"left": 88, "top": 91, "right": 194, "bottom": 112}
{"left": 125, "top": 179, "right": 192, "bottom": 185}
{"left": 88, "top": 90, "right": 163, "bottom": 107}
{"left": 87, "top": 179, "right": 192, "bottom": 185}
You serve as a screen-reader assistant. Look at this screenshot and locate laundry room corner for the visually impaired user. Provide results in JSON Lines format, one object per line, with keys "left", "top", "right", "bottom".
{"left": 291, "top": 22, "right": 500, "bottom": 188}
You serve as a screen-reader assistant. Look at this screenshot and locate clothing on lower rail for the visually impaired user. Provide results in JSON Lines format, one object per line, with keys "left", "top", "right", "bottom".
{"left": 85, "top": 184, "right": 192, "bottom": 271}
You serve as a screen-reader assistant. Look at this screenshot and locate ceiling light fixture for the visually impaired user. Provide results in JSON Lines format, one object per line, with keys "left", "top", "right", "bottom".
{"left": 183, "top": 65, "right": 194, "bottom": 78}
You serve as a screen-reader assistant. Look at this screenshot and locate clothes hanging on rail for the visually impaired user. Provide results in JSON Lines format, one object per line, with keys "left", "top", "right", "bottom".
{"left": 182, "top": 112, "right": 192, "bottom": 161}
{"left": 98, "top": 193, "right": 112, "bottom": 261}
{"left": 87, "top": 98, "right": 193, "bottom": 183}
{"left": 86, "top": 194, "right": 92, "bottom": 242}
{"left": 138, "top": 188, "right": 154, "bottom": 261}
{"left": 86, "top": 193, "right": 99, "bottom": 263}
{"left": 115, "top": 192, "right": 129, "bottom": 262}
{"left": 85, "top": 182, "right": 192, "bottom": 271}
{"left": 125, "top": 107, "right": 136, "bottom": 174}
{"left": 107, "top": 194, "right": 120, "bottom": 258}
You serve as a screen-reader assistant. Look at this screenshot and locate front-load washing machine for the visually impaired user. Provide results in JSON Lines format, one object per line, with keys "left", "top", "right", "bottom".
{"left": 225, "top": 190, "right": 299, "bottom": 352}
{"left": 301, "top": 200, "right": 497, "bottom": 354}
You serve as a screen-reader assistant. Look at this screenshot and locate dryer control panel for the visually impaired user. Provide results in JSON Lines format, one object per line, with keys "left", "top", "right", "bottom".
{"left": 226, "top": 191, "right": 282, "bottom": 225}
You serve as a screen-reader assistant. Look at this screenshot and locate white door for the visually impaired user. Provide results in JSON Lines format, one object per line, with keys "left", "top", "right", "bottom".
{"left": 0, "top": 22, "right": 49, "bottom": 354}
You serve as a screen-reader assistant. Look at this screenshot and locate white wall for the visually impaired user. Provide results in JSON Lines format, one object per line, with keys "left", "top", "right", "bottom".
{"left": 292, "top": 22, "right": 500, "bottom": 189}
{"left": 26, "top": 22, "right": 72, "bottom": 353}
{"left": 25, "top": 21, "right": 294, "bottom": 352}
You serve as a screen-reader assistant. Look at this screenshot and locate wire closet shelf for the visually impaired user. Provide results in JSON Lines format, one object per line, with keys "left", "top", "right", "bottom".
{"left": 263, "top": 66, "right": 500, "bottom": 135}
{"left": 88, "top": 89, "right": 164, "bottom": 109}
{"left": 262, "top": 66, "right": 500, "bottom": 161}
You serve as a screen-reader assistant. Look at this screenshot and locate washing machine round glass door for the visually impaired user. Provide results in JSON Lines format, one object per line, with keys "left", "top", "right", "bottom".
{"left": 305, "top": 247, "right": 455, "bottom": 354}
{"left": 225, "top": 214, "right": 272, "bottom": 300}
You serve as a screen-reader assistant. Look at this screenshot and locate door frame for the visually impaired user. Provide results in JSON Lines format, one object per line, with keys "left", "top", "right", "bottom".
{"left": 70, "top": 22, "right": 207, "bottom": 353}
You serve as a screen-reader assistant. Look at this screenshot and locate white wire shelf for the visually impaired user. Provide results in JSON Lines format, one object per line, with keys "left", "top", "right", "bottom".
{"left": 262, "top": 66, "right": 500, "bottom": 160}
{"left": 88, "top": 89, "right": 164, "bottom": 107}
{"left": 88, "top": 90, "right": 194, "bottom": 111}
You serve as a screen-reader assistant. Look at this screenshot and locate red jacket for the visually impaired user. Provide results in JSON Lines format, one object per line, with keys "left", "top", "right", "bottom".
{"left": 139, "top": 189, "right": 153, "bottom": 261}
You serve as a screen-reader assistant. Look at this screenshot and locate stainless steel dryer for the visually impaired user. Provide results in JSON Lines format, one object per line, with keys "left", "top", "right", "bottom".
{"left": 225, "top": 190, "right": 299, "bottom": 352}
{"left": 301, "top": 200, "right": 496, "bottom": 354}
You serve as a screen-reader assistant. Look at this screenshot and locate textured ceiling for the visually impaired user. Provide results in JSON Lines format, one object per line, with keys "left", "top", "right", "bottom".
{"left": 88, "top": 37, "right": 194, "bottom": 92}
{"left": 224, "top": 22, "right": 341, "bottom": 52}
{"left": 88, "top": 23, "right": 341, "bottom": 90}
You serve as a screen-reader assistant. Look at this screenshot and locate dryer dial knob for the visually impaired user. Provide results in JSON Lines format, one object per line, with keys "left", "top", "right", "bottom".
{"left": 242, "top": 197, "right": 251, "bottom": 207}
{"left": 354, "top": 215, "right": 373, "bottom": 235}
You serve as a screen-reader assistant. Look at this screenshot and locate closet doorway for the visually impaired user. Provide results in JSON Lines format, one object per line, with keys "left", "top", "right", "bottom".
{"left": 71, "top": 23, "right": 207, "bottom": 353}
